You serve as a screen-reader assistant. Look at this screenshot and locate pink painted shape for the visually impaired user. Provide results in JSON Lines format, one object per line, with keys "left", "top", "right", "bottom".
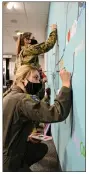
{"left": 72, "top": 133, "right": 80, "bottom": 149}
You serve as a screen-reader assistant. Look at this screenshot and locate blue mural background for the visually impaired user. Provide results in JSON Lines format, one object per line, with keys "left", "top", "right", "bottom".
{"left": 45, "top": 2, "right": 85, "bottom": 171}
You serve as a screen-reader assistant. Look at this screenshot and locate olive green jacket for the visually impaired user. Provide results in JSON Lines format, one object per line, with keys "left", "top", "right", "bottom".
{"left": 3, "top": 85, "right": 71, "bottom": 149}
{"left": 14, "top": 29, "right": 57, "bottom": 73}
{"left": 3, "top": 85, "right": 71, "bottom": 170}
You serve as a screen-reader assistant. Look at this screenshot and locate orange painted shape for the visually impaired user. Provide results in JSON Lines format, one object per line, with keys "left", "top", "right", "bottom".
{"left": 67, "top": 29, "right": 71, "bottom": 42}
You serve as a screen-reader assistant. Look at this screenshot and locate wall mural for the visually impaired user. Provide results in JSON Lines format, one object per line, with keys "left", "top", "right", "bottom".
{"left": 45, "top": 1, "right": 85, "bottom": 171}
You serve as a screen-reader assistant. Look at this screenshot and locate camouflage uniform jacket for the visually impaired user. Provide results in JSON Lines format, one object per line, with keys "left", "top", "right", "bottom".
{"left": 14, "top": 29, "right": 57, "bottom": 73}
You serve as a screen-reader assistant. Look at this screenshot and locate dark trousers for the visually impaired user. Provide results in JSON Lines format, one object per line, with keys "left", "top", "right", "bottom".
{"left": 3, "top": 142, "right": 48, "bottom": 172}
{"left": 23, "top": 142, "right": 48, "bottom": 168}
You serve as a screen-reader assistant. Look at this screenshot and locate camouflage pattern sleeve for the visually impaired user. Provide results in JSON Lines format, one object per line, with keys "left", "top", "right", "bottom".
{"left": 22, "top": 29, "right": 57, "bottom": 56}
{"left": 18, "top": 86, "right": 72, "bottom": 123}
{"left": 14, "top": 29, "right": 57, "bottom": 72}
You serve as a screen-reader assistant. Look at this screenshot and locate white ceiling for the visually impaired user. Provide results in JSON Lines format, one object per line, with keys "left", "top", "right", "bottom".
{"left": 3, "top": 2, "right": 50, "bottom": 55}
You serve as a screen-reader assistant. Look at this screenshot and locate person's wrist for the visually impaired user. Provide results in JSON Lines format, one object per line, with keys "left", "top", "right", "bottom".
{"left": 51, "top": 28, "right": 56, "bottom": 31}
{"left": 62, "top": 82, "right": 70, "bottom": 88}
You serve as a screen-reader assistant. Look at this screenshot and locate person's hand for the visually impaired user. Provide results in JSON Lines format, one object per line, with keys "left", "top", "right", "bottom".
{"left": 59, "top": 68, "right": 71, "bottom": 88}
{"left": 45, "top": 88, "right": 51, "bottom": 100}
{"left": 46, "top": 88, "right": 51, "bottom": 97}
{"left": 50, "top": 24, "right": 57, "bottom": 31}
{"left": 42, "top": 77, "right": 47, "bottom": 83}
{"left": 27, "top": 134, "right": 41, "bottom": 144}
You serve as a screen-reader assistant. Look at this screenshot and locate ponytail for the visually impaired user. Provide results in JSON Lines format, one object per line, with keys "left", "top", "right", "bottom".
{"left": 16, "top": 34, "right": 24, "bottom": 55}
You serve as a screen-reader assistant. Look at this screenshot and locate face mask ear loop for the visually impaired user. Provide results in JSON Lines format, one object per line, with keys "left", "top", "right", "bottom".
{"left": 21, "top": 78, "right": 25, "bottom": 86}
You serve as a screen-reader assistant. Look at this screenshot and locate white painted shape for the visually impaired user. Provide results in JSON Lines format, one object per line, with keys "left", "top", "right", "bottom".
{"left": 75, "top": 40, "right": 85, "bottom": 57}
{"left": 70, "top": 20, "right": 77, "bottom": 39}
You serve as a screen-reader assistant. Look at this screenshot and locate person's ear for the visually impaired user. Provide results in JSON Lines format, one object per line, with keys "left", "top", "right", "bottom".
{"left": 22, "top": 78, "right": 28, "bottom": 86}
{"left": 29, "top": 39, "right": 31, "bottom": 43}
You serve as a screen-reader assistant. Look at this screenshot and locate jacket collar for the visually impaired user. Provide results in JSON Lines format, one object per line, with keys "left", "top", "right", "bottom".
{"left": 11, "top": 85, "right": 25, "bottom": 93}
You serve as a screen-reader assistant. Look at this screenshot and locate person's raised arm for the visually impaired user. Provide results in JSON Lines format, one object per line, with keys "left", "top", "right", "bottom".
{"left": 18, "top": 69, "right": 72, "bottom": 123}
{"left": 22, "top": 24, "right": 57, "bottom": 56}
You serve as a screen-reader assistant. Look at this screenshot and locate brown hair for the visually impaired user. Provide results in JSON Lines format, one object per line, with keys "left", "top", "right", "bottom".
{"left": 16, "top": 32, "right": 32, "bottom": 55}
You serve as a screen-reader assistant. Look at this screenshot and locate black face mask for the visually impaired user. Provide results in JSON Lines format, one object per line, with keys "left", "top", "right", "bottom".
{"left": 37, "top": 87, "right": 45, "bottom": 100}
{"left": 30, "top": 39, "right": 38, "bottom": 45}
{"left": 25, "top": 80, "right": 42, "bottom": 95}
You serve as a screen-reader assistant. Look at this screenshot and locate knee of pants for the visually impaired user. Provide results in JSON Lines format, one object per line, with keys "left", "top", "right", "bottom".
{"left": 24, "top": 143, "right": 48, "bottom": 167}
{"left": 40, "top": 143, "right": 48, "bottom": 156}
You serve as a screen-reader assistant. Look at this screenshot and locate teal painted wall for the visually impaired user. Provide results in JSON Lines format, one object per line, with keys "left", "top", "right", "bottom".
{"left": 45, "top": 2, "right": 85, "bottom": 171}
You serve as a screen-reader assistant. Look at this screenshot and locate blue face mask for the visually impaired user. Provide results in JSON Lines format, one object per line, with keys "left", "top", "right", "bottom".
{"left": 25, "top": 80, "right": 42, "bottom": 95}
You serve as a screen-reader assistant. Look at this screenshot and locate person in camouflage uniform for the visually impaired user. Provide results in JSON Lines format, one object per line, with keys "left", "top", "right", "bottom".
{"left": 14, "top": 24, "right": 57, "bottom": 74}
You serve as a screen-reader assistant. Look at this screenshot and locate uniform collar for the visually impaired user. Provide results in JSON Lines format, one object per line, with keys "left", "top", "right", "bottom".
{"left": 21, "top": 44, "right": 31, "bottom": 50}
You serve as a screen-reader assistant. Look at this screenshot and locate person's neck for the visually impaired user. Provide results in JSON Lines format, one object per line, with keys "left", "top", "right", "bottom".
{"left": 24, "top": 43, "right": 31, "bottom": 47}
{"left": 17, "top": 82, "right": 26, "bottom": 93}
